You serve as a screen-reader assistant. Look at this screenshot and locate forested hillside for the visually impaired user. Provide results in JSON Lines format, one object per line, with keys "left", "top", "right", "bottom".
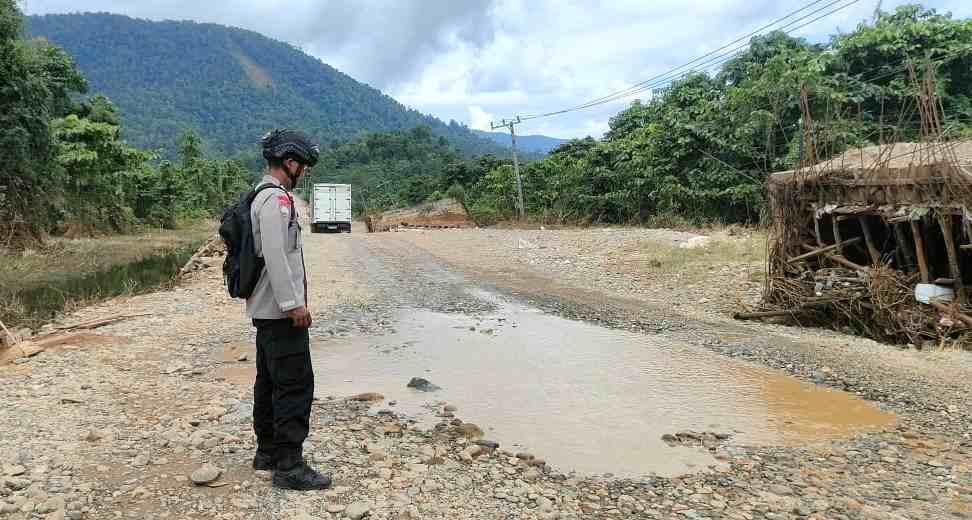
{"left": 1, "top": 1, "right": 253, "bottom": 246}
{"left": 26, "top": 13, "right": 506, "bottom": 159}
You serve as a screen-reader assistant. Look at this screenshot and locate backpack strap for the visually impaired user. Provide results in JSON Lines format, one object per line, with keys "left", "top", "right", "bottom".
{"left": 251, "top": 183, "right": 296, "bottom": 227}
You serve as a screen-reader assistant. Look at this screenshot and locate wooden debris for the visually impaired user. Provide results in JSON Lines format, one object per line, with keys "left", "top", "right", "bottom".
{"left": 930, "top": 301, "right": 972, "bottom": 328}
{"left": 787, "top": 238, "right": 861, "bottom": 263}
{"left": 910, "top": 220, "right": 930, "bottom": 283}
{"left": 179, "top": 234, "right": 223, "bottom": 279}
{"left": 858, "top": 217, "right": 881, "bottom": 265}
{"left": 939, "top": 214, "right": 967, "bottom": 304}
{"left": 893, "top": 222, "right": 917, "bottom": 271}
{"left": 0, "top": 319, "right": 18, "bottom": 347}
{"left": 54, "top": 313, "right": 150, "bottom": 332}
{"left": 734, "top": 298, "right": 839, "bottom": 320}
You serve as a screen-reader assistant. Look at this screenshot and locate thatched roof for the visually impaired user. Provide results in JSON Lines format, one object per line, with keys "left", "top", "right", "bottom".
{"left": 770, "top": 141, "right": 972, "bottom": 185}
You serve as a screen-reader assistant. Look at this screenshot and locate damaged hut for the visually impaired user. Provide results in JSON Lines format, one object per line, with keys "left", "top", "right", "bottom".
{"left": 754, "top": 140, "right": 972, "bottom": 346}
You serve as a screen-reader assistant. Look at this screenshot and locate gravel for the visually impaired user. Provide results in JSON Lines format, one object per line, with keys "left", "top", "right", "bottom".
{"left": 0, "top": 222, "right": 969, "bottom": 519}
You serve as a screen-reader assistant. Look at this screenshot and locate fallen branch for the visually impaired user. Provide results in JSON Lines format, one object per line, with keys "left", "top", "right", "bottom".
{"left": 788, "top": 238, "right": 862, "bottom": 263}
{"left": 0, "top": 319, "right": 17, "bottom": 346}
{"left": 734, "top": 298, "right": 841, "bottom": 320}
{"left": 930, "top": 301, "right": 972, "bottom": 328}
{"left": 54, "top": 313, "right": 151, "bottom": 332}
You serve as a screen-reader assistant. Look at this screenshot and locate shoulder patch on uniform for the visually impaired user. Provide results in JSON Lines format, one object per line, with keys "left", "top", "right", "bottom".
{"left": 277, "top": 195, "right": 292, "bottom": 206}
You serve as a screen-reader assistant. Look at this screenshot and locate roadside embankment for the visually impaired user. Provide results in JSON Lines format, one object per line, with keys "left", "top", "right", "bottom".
{"left": 0, "top": 221, "right": 214, "bottom": 332}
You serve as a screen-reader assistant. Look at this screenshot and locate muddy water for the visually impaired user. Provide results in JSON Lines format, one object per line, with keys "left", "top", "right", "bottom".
{"left": 309, "top": 298, "right": 894, "bottom": 478}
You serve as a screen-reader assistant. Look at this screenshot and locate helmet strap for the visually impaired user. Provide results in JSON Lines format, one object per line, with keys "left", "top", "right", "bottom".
{"left": 282, "top": 161, "right": 301, "bottom": 189}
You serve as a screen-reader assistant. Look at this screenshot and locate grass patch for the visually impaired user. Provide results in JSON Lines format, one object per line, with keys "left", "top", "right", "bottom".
{"left": 639, "top": 231, "right": 767, "bottom": 281}
{"left": 0, "top": 220, "right": 215, "bottom": 329}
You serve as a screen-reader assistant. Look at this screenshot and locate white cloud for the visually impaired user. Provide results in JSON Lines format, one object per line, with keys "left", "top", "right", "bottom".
{"left": 23, "top": 0, "right": 972, "bottom": 138}
{"left": 467, "top": 106, "right": 494, "bottom": 132}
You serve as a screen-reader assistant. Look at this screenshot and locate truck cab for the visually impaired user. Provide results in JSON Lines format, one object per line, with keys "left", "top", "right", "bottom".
{"left": 311, "top": 183, "right": 352, "bottom": 233}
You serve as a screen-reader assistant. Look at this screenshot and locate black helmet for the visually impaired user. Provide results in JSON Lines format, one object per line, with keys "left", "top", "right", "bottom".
{"left": 261, "top": 129, "right": 319, "bottom": 167}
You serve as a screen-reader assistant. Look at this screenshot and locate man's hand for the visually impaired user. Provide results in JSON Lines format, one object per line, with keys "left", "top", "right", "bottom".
{"left": 288, "top": 306, "right": 312, "bottom": 328}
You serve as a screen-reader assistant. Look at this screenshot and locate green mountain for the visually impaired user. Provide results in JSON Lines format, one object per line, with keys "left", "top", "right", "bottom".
{"left": 471, "top": 129, "right": 567, "bottom": 154}
{"left": 26, "top": 13, "right": 506, "bottom": 159}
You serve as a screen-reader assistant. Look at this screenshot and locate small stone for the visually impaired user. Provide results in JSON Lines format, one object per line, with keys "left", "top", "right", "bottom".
{"left": 325, "top": 503, "right": 345, "bottom": 514}
{"left": 345, "top": 501, "right": 372, "bottom": 520}
{"left": 237, "top": 352, "right": 248, "bottom": 362}
{"left": 132, "top": 454, "right": 150, "bottom": 467}
{"left": 406, "top": 377, "right": 440, "bottom": 392}
{"left": 190, "top": 464, "right": 221, "bottom": 485}
{"left": 37, "top": 497, "right": 65, "bottom": 514}
{"left": 349, "top": 393, "right": 384, "bottom": 402}
{"left": 444, "top": 404, "right": 458, "bottom": 413}
{"left": 2, "top": 465, "right": 25, "bottom": 477}
{"left": 523, "top": 468, "right": 541, "bottom": 482}
{"left": 454, "top": 423, "right": 484, "bottom": 439}
{"left": 82, "top": 429, "right": 105, "bottom": 442}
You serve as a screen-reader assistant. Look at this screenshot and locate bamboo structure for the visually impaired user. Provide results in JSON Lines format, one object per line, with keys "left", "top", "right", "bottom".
{"left": 748, "top": 65, "right": 972, "bottom": 347}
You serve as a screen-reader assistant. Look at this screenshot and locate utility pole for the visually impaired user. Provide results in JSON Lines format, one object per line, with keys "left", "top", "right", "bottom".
{"left": 491, "top": 116, "right": 525, "bottom": 220}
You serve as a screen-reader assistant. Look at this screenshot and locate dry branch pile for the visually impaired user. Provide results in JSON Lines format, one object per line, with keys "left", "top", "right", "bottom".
{"left": 742, "top": 139, "right": 972, "bottom": 347}
{"left": 741, "top": 70, "right": 972, "bottom": 348}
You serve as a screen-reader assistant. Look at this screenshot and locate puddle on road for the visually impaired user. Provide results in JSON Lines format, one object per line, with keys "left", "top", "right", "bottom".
{"left": 308, "top": 299, "right": 894, "bottom": 478}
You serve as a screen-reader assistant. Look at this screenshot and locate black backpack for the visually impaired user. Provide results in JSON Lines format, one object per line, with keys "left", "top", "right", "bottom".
{"left": 219, "top": 184, "right": 291, "bottom": 299}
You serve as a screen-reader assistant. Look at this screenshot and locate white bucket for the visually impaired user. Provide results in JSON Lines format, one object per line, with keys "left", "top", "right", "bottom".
{"left": 915, "top": 284, "right": 954, "bottom": 304}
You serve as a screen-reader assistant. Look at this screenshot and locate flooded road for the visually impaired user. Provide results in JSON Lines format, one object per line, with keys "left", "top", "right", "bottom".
{"left": 309, "top": 293, "right": 895, "bottom": 478}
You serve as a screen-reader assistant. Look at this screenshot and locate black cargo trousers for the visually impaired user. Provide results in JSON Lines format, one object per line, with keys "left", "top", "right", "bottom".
{"left": 252, "top": 318, "right": 314, "bottom": 470}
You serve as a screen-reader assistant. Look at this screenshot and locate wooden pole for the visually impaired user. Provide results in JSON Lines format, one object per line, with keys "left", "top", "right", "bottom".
{"left": 939, "top": 213, "right": 966, "bottom": 303}
{"left": 910, "top": 220, "right": 931, "bottom": 283}
{"left": 813, "top": 215, "right": 824, "bottom": 247}
{"left": 788, "top": 237, "right": 862, "bottom": 263}
{"left": 893, "top": 223, "right": 917, "bottom": 271}
{"left": 858, "top": 217, "right": 881, "bottom": 266}
{"left": 832, "top": 217, "right": 844, "bottom": 256}
{"left": 827, "top": 254, "right": 870, "bottom": 272}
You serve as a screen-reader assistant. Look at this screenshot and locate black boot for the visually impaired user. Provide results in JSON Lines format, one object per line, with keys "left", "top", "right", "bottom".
{"left": 252, "top": 451, "right": 275, "bottom": 471}
{"left": 272, "top": 461, "right": 332, "bottom": 491}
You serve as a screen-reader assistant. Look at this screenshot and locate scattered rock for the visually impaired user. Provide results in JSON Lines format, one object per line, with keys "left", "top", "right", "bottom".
{"left": 325, "top": 503, "right": 345, "bottom": 514}
{"left": 349, "top": 392, "right": 385, "bottom": 402}
{"left": 82, "top": 429, "right": 105, "bottom": 442}
{"left": 2, "top": 465, "right": 25, "bottom": 477}
{"left": 452, "top": 423, "right": 484, "bottom": 439}
{"left": 190, "top": 464, "right": 222, "bottom": 485}
{"left": 345, "top": 501, "right": 372, "bottom": 520}
{"left": 406, "top": 377, "right": 441, "bottom": 392}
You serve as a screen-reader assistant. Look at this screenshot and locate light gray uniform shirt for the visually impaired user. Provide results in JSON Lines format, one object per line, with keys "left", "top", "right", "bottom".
{"left": 246, "top": 175, "right": 306, "bottom": 319}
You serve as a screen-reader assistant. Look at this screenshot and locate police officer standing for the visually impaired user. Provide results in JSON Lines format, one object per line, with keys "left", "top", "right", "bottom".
{"left": 247, "top": 129, "right": 331, "bottom": 490}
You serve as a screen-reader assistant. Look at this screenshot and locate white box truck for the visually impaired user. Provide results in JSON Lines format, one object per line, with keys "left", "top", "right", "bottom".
{"left": 311, "top": 183, "right": 352, "bottom": 233}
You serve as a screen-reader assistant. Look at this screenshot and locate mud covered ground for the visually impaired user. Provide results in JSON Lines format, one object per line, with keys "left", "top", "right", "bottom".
{"left": 0, "top": 223, "right": 969, "bottom": 519}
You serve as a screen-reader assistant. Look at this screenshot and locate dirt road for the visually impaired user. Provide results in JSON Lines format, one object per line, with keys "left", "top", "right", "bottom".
{"left": 0, "top": 224, "right": 969, "bottom": 520}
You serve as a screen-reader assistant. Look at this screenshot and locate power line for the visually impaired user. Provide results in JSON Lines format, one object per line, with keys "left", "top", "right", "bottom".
{"left": 520, "top": 0, "right": 835, "bottom": 117}
{"left": 516, "top": 0, "right": 862, "bottom": 122}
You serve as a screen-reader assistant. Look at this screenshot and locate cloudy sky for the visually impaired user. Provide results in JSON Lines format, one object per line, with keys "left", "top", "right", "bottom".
{"left": 22, "top": 0, "right": 972, "bottom": 138}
